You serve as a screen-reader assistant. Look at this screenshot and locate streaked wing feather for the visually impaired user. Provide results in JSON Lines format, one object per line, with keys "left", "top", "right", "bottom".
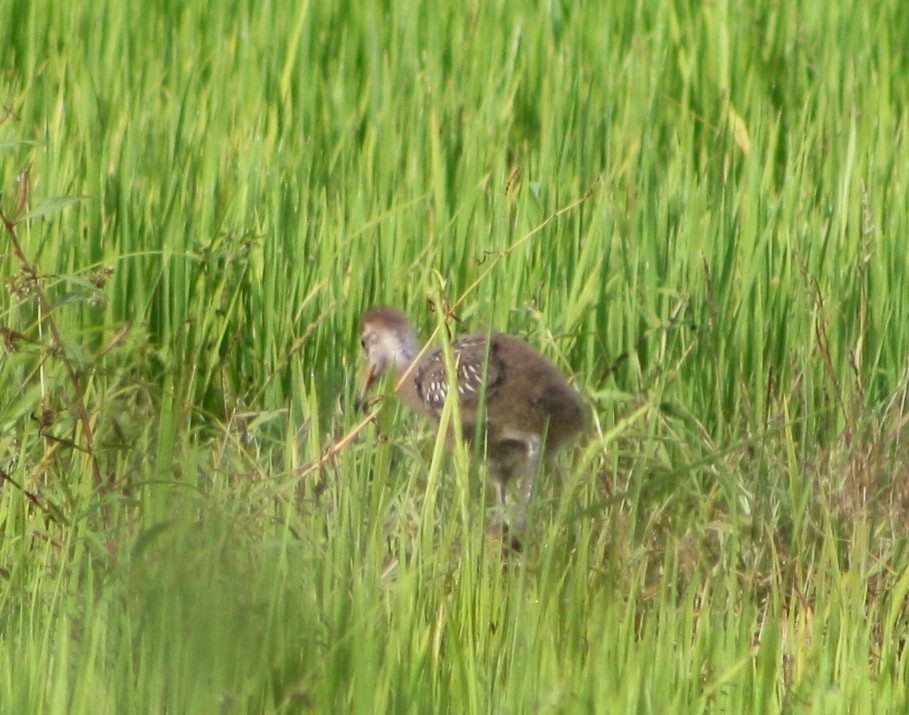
{"left": 415, "top": 335, "right": 503, "bottom": 410}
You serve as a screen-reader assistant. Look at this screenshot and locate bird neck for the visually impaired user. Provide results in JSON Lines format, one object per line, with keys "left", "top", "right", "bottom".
{"left": 391, "top": 332, "right": 433, "bottom": 415}
{"left": 393, "top": 331, "right": 419, "bottom": 372}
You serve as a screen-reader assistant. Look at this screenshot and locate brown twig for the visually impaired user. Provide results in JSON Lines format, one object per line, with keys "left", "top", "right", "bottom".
{"left": 0, "top": 201, "right": 104, "bottom": 488}
{"left": 0, "top": 466, "right": 65, "bottom": 526}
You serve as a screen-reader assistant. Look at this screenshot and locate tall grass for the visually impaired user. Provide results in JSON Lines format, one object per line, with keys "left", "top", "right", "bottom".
{"left": 2, "top": 0, "right": 909, "bottom": 711}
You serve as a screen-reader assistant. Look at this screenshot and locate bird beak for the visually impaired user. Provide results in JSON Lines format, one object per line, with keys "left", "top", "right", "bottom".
{"left": 355, "top": 365, "right": 378, "bottom": 412}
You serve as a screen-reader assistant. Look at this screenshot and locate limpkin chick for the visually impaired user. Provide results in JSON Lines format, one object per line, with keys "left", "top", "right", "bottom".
{"left": 358, "top": 306, "right": 586, "bottom": 532}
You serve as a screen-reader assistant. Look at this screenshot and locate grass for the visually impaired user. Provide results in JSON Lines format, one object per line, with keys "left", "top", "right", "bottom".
{"left": 2, "top": 0, "right": 909, "bottom": 711}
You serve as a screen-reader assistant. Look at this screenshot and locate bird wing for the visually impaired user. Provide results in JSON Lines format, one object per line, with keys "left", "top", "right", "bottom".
{"left": 415, "top": 335, "right": 504, "bottom": 410}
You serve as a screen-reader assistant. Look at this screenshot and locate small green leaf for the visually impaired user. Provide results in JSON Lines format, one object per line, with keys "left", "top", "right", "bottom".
{"left": 16, "top": 195, "right": 90, "bottom": 223}
{"left": 0, "top": 139, "right": 41, "bottom": 150}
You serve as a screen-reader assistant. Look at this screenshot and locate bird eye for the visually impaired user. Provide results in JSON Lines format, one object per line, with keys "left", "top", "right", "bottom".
{"left": 360, "top": 338, "right": 367, "bottom": 350}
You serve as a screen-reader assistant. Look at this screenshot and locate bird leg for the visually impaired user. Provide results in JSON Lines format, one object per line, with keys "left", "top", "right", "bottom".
{"left": 493, "top": 473, "right": 507, "bottom": 510}
{"left": 506, "top": 435, "right": 538, "bottom": 535}
{"left": 486, "top": 433, "right": 542, "bottom": 537}
{"left": 486, "top": 464, "right": 509, "bottom": 534}
{"left": 489, "top": 431, "right": 542, "bottom": 535}
{"left": 518, "top": 433, "right": 542, "bottom": 509}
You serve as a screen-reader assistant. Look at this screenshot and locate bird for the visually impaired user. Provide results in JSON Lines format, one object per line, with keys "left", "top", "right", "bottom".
{"left": 357, "top": 306, "right": 586, "bottom": 534}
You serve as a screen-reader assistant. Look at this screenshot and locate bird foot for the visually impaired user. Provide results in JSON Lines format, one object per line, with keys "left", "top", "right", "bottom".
{"left": 487, "top": 509, "right": 526, "bottom": 553}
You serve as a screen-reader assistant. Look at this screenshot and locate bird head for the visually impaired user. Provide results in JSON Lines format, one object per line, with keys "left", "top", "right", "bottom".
{"left": 357, "top": 307, "right": 418, "bottom": 409}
